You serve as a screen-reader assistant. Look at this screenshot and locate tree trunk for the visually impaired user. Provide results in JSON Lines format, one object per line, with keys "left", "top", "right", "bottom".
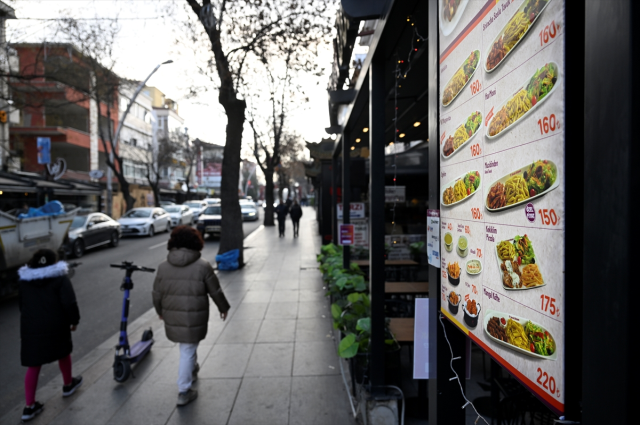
{"left": 117, "top": 175, "right": 136, "bottom": 212}
{"left": 264, "top": 166, "right": 275, "bottom": 226}
{"left": 218, "top": 99, "right": 246, "bottom": 266}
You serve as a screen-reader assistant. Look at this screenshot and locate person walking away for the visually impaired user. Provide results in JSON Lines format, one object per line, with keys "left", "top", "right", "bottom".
{"left": 289, "top": 201, "right": 303, "bottom": 237}
{"left": 18, "top": 249, "right": 82, "bottom": 422}
{"left": 153, "top": 226, "right": 230, "bottom": 407}
{"left": 275, "top": 201, "right": 289, "bottom": 237}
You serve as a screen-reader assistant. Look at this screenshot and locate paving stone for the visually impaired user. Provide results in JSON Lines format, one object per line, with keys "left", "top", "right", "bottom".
{"left": 297, "top": 301, "right": 330, "bottom": 319}
{"left": 265, "top": 302, "right": 298, "bottom": 319}
{"left": 299, "top": 290, "right": 326, "bottom": 302}
{"left": 289, "top": 376, "right": 358, "bottom": 425}
{"left": 271, "top": 290, "right": 299, "bottom": 302}
{"left": 166, "top": 379, "right": 241, "bottom": 425}
{"left": 105, "top": 382, "right": 176, "bottom": 425}
{"left": 274, "top": 279, "right": 300, "bottom": 290}
{"left": 244, "top": 343, "right": 294, "bottom": 377}
{"left": 241, "top": 290, "right": 273, "bottom": 304}
{"left": 256, "top": 319, "right": 297, "bottom": 343}
{"left": 293, "top": 341, "right": 340, "bottom": 376}
{"left": 295, "top": 318, "right": 334, "bottom": 342}
{"left": 227, "top": 377, "right": 291, "bottom": 425}
{"left": 199, "top": 344, "right": 252, "bottom": 379}
{"left": 229, "top": 302, "right": 268, "bottom": 321}
{"left": 216, "top": 320, "right": 262, "bottom": 344}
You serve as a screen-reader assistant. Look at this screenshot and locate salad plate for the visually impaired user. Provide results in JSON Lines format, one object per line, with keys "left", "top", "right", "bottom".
{"left": 441, "top": 170, "right": 481, "bottom": 208}
{"left": 442, "top": 50, "right": 480, "bottom": 107}
{"left": 485, "top": 62, "right": 560, "bottom": 140}
{"left": 494, "top": 235, "right": 546, "bottom": 291}
{"left": 441, "top": 111, "right": 482, "bottom": 160}
{"left": 483, "top": 310, "right": 558, "bottom": 361}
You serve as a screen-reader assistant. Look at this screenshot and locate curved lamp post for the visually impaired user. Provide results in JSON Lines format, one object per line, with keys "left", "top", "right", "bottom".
{"left": 106, "top": 60, "right": 173, "bottom": 216}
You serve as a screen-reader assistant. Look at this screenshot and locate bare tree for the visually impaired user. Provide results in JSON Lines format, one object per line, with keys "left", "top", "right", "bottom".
{"left": 144, "top": 133, "right": 181, "bottom": 207}
{"left": 182, "top": 0, "right": 333, "bottom": 266}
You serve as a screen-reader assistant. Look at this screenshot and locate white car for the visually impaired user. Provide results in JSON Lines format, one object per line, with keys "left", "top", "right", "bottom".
{"left": 165, "top": 205, "right": 194, "bottom": 226}
{"left": 118, "top": 207, "right": 171, "bottom": 237}
{"left": 203, "top": 197, "right": 221, "bottom": 205}
{"left": 184, "top": 201, "right": 207, "bottom": 219}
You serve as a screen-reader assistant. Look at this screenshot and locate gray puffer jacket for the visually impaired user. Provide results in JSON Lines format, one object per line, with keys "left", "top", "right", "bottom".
{"left": 152, "top": 248, "right": 230, "bottom": 343}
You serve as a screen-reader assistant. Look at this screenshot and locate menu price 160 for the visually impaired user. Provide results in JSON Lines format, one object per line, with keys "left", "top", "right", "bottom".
{"left": 537, "top": 114, "right": 560, "bottom": 135}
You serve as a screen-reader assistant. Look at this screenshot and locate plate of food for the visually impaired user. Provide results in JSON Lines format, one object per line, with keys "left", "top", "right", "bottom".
{"left": 462, "top": 299, "right": 481, "bottom": 328}
{"left": 485, "top": 160, "right": 559, "bottom": 211}
{"left": 484, "top": 310, "right": 558, "bottom": 360}
{"left": 444, "top": 232, "right": 453, "bottom": 252}
{"left": 442, "top": 111, "right": 482, "bottom": 159}
{"left": 441, "top": 170, "right": 481, "bottom": 207}
{"left": 466, "top": 258, "right": 482, "bottom": 275}
{"left": 494, "top": 235, "right": 545, "bottom": 290}
{"left": 448, "top": 290, "right": 461, "bottom": 314}
{"left": 486, "top": 62, "right": 559, "bottom": 139}
{"left": 440, "top": 0, "right": 470, "bottom": 37}
{"left": 447, "top": 261, "right": 461, "bottom": 285}
{"left": 484, "top": 0, "right": 553, "bottom": 73}
{"left": 442, "top": 50, "right": 480, "bottom": 107}
{"left": 456, "top": 235, "right": 468, "bottom": 258}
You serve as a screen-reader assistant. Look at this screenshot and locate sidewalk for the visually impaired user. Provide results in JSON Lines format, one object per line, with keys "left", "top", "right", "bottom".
{"left": 0, "top": 209, "right": 357, "bottom": 425}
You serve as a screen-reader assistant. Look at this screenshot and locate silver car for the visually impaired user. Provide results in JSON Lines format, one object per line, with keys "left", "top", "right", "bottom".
{"left": 118, "top": 208, "right": 171, "bottom": 237}
{"left": 165, "top": 205, "right": 195, "bottom": 226}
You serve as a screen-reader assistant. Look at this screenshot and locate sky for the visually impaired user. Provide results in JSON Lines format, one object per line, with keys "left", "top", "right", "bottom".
{"left": 5, "top": 0, "right": 335, "bottom": 158}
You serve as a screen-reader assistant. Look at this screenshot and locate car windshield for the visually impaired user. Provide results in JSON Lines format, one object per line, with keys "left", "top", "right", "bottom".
{"left": 70, "top": 216, "right": 87, "bottom": 229}
{"left": 165, "top": 206, "right": 181, "bottom": 213}
{"left": 186, "top": 203, "right": 201, "bottom": 208}
{"left": 203, "top": 206, "right": 221, "bottom": 215}
{"left": 124, "top": 209, "right": 151, "bottom": 218}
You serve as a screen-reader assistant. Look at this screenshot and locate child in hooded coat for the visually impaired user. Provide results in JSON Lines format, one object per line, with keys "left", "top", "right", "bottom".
{"left": 18, "top": 249, "right": 82, "bottom": 422}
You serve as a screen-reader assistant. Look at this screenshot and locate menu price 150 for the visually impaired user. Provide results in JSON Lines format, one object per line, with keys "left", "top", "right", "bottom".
{"left": 539, "top": 208, "right": 559, "bottom": 226}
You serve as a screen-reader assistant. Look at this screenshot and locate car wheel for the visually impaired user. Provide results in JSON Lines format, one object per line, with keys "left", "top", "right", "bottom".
{"left": 73, "top": 239, "right": 85, "bottom": 258}
{"left": 109, "top": 231, "right": 120, "bottom": 247}
{"left": 148, "top": 225, "right": 155, "bottom": 237}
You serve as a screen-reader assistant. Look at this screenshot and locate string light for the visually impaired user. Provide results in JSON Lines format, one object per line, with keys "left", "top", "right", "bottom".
{"left": 356, "top": 138, "right": 361, "bottom": 143}
{"left": 363, "top": 127, "right": 369, "bottom": 133}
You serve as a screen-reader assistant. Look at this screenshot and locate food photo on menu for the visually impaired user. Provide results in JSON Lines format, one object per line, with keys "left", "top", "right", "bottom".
{"left": 484, "top": 310, "right": 557, "bottom": 360}
{"left": 442, "top": 49, "right": 480, "bottom": 107}
{"left": 487, "top": 62, "right": 559, "bottom": 138}
{"left": 495, "top": 235, "right": 545, "bottom": 290}
{"left": 442, "top": 111, "right": 482, "bottom": 159}
{"left": 442, "top": 170, "right": 481, "bottom": 206}
{"left": 485, "top": 0, "right": 553, "bottom": 72}
{"left": 486, "top": 160, "right": 558, "bottom": 211}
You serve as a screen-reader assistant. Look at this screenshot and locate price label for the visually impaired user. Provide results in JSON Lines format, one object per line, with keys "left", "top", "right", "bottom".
{"left": 539, "top": 20, "right": 559, "bottom": 46}
{"left": 441, "top": 131, "right": 446, "bottom": 144}
{"left": 470, "top": 79, "right": 482, "bottom": 95}
{"left": 472, "top": 284, "right": 478, "bottom": 295}
{"left": 537, "top": 367, "right": 560, "bottom": 398}
{"left": 448, "top": 223, "right": 453, "bottom": 231}
{"left": 471, "top": 207, "right": 483, "bottom": 220}
{"left": 537, "top": 114, "right": 560, "bottom": 134}
{"left": 464, "top": 294, "right": 470, "bottom": 302}
{"left": 442, "top": 270, "right": 447, "bottom": 279}
{"left": 464, "top": 225, "right": 470, "bottom": 234}
{"left": 442, "top": 293, "right": 446, "bottom": 302}
{"left": 540, "top": 294, "right": 560, "bottom": 317}
{"left": 470, "top": 143, "right": 482, "bottom": 157}
{"left": 477, "top": 248, "right": 482, "bottom": 258}
{"left": 538, "top": 208, "right": 559, "bottom": 226}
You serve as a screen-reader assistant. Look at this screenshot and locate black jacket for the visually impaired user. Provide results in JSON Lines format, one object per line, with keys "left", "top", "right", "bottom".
{"left": 275, "top": 204, "right": 289, "bottom": 221}
{"left": 18, "top": 262, "right": 80, "bottom": 367}
{"left": 289, "top": 204, "right": 303, "bottom": 220}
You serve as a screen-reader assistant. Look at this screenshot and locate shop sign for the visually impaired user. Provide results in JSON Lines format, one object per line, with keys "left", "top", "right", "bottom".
{"left": 37, "top": 137, "right": 51, "bottom": 164}
{"left": 338, "top": 224, "right": 354, "bottom": 246}
{"left": 336, "top": 202, "right": 365, "bottom": 219}
{"left": 385, "top": 185, "right": 405, "bottom": 203}
{"left": 438, "top": 0, "right": 566, "bottom": 414}
{"left": 338, "top": 218, "right": 368, "bottom": 247}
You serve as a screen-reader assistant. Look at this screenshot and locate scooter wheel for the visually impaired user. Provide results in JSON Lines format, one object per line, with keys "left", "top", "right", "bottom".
{"left": 141, "top": 329, "right": 153, "bottom": 342}
{"left": 113, "top": 359, "right": 131, "bottom": 382}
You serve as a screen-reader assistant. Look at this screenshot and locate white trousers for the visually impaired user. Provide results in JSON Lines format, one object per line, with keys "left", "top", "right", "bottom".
{"left": 177, "top": 342, "right": 198, "bottom": 393}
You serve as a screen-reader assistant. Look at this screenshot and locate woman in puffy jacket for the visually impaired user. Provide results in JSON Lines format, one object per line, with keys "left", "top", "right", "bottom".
{"left": 152, "top": 226, "right": 230, "bottom": 407}
{"left": 18, "top": 249, "right": 82, "bottom": 422}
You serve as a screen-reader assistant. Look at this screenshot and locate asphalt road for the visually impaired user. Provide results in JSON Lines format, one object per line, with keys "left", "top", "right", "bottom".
{"left": 0, "top": 219, "right": 262, "bottom": 415}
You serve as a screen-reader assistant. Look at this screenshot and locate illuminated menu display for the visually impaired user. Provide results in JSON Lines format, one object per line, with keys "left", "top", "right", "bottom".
{"left": 438, "top": 0, "right": 565, "bottom": 414}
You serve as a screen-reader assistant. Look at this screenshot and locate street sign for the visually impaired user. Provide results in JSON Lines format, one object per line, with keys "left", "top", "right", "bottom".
{"left": 37, "top": 137, "right": 51, "bottom": 164}
{"left": 338, "top": 223, "right": 355, "bottom": 246}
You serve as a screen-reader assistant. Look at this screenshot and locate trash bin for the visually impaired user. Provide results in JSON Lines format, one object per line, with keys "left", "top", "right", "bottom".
{"left": 216, "top": 249, "right": 239, "bottom": 271}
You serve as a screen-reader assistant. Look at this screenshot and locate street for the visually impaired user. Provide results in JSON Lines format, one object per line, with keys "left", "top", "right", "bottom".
{"left": 0, "top": 220, "right": 261, "bottom": 414}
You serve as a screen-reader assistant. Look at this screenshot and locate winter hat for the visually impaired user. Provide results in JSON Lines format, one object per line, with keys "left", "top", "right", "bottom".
{"left": 27, "top": 249, "right": 59, "bottom": 269}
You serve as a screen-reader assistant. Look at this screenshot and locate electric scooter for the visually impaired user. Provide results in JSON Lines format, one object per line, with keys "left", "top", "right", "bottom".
{"left": 110, "top": 262, "right": 156, "bottom": 382}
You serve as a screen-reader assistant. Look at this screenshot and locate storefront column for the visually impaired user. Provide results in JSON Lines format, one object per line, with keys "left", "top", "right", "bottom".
{"left": 331, "top": 154, "right": 339, "bottom": 244}
{"left": 342, "top": 131, "right": 351, "bottom": 268}
{"left": 427, "top": 0, "right": 466, "bottom": 422}
{"left": 320, "top": 159, "right": 332, "bottom": 243}
{"left": 368, "top": 47, "right": 386, "bottom": 392}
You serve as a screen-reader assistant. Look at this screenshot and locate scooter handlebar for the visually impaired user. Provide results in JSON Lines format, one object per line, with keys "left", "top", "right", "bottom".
{"left": 110, "top": 264, "right": 155, "bottom": 273}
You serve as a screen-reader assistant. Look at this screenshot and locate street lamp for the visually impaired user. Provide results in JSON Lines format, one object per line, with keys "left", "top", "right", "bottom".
{"left": 106, "top": 60, "right": 173, "bottom": 216}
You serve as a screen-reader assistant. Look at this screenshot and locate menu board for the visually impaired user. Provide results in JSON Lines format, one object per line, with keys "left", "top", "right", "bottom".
{"left": 438, "top": 0, "right": 565, "bottom": 414}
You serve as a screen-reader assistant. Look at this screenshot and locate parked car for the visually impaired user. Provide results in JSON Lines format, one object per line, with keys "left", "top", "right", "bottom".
{"left": 196, "top": 204, "right": 222, "bottom": 238}
{"left": 118, "top": 207, "right": 170, "bottom": 237}
{"left": 184, "top": 200, "right": 207, "bottom": 219}
{"left": 241, "top": 203, "right": 259, "bottom": 221}
{"left": 203, "top": 197, "right": 221, "bottom": 205}
{"left": 165, "top": 205, "right": 194, "bottom": 226}
{"left": 160, "top": 201, "right": 175, "bottom": 206}
{"left": 67, "top": 213, "right": 121, "bottom": 258}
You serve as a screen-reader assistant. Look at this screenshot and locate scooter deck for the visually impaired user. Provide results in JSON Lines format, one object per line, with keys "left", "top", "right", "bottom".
{"left": 129, "top": 339, "right": 154, "bottom": 362}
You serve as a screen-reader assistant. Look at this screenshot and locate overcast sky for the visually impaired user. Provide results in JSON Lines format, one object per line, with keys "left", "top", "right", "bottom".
{"left": 6, "top": 0, "right": 334, "bottom": 157}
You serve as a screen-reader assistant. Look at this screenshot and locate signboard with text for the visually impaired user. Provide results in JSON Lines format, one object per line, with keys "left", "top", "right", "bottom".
{"left": 336, "top": 202, "right": 365, "bottom": 219}
{"left": 339, "top": 224, "right": 355, "bottom": 246}
{"left": 438, "top": 0, "right": 565, "bottom": 414}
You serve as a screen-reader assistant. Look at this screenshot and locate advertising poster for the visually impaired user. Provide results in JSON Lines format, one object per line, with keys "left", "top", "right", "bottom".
{"left": 438, "top": 0, "right": 565, "bottom": 414}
